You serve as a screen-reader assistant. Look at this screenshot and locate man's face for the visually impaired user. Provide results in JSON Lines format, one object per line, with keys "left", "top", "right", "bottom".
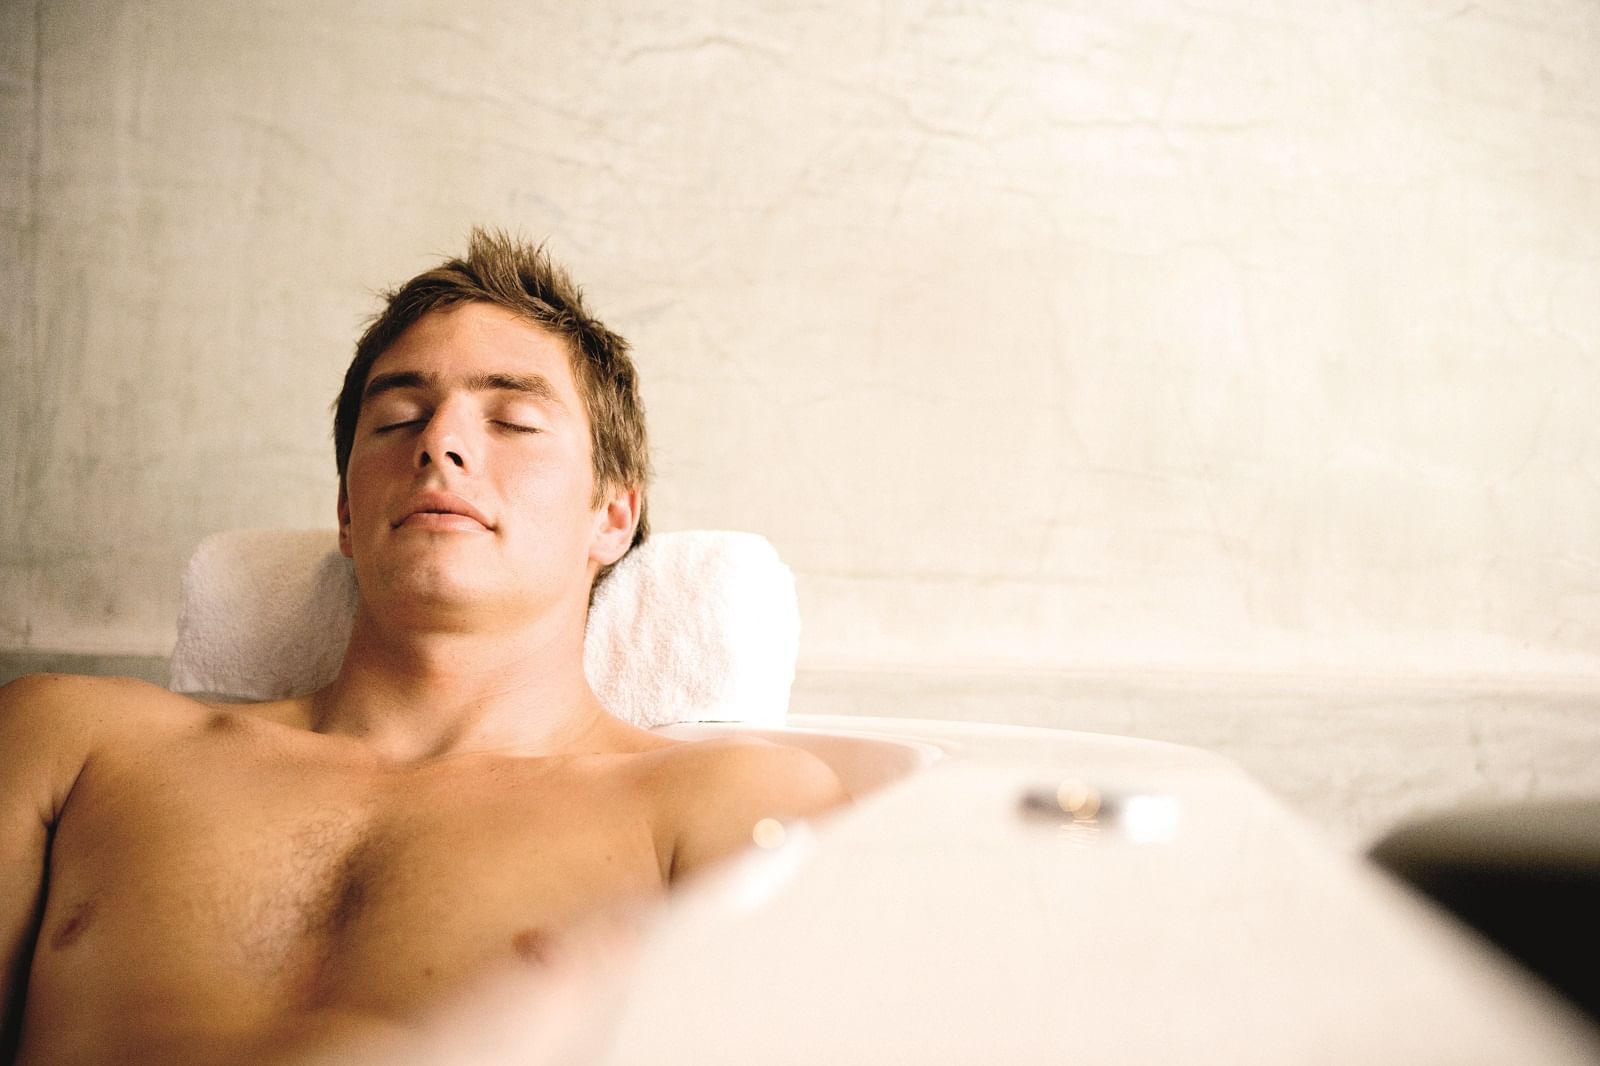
{"left": 338, "top": 302, "right": 637, "bottom": 628}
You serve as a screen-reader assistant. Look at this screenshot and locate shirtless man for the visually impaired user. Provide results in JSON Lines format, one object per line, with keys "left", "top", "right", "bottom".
{"left": 0, "top": 230, "right": 847, "bottom": 1064}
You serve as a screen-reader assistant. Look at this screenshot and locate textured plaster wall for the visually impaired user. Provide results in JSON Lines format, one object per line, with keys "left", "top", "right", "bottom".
{"left": 4, "top": 1, "right": 1600, "bottom": 683}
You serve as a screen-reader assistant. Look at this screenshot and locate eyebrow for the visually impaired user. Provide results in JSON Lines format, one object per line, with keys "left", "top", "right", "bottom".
{"left": 362, "top": 370, "right": 567, "bottom": 409}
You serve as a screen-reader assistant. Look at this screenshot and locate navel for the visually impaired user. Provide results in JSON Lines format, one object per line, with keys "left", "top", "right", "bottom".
{"left": 50, "top": 898, "right": 97, "bottom": 951}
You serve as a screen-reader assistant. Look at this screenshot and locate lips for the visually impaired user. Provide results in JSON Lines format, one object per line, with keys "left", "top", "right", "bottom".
{"left": 393, "top": 490, "right": 493, "bottom": 531}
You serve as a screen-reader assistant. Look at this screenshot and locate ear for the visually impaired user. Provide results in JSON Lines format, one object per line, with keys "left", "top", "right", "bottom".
{"left": 589, "top": 484, "right": 641, "bottom": 569}
{"left": 337, "top": 482, "right": 354, "bottom": 559}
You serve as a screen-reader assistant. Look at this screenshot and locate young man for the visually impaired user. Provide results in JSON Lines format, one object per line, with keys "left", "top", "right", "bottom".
{"left": 0, "top": 231, "right": 847, "bottom": 1064}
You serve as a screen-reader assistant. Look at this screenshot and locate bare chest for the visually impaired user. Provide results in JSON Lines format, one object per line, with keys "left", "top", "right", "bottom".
{"left": 30, "top": 726, "right": 664, "bottom": 1018}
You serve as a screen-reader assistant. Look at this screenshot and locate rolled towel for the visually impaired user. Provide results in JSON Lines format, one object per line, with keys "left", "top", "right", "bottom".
{"left": 169, "top": 529, "right": 798, "bottom": 727}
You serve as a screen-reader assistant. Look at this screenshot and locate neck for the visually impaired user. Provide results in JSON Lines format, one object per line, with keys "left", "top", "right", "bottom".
{"left": 312, "top": 602, "right": 611, "bottom": 762}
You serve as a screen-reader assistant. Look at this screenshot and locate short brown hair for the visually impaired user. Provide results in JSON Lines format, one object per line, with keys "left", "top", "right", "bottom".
{"left": 333, "top": 228, "right": 650, "bottom": 584}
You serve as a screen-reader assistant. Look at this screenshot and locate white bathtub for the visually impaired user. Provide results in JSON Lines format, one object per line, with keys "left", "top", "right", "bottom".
{"left": 599, "top": 715, "right": 1600, "bottom": 1064}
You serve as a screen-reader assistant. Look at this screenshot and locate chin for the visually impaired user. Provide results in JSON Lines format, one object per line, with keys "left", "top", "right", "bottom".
{"left": 358, "top": 547, "right": 489, "bottom": 609}
{"left": 357, "top": 536, "right": 584, "bottom": 618}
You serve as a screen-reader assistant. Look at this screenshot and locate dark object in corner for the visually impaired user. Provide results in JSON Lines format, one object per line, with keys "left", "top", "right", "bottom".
{"left": 1370, "top": 799, "right": 1600, "bottom": 1023}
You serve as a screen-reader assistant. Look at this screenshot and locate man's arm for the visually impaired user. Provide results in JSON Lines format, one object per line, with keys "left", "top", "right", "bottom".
{"left": 661, "top": 738, "right": 850, "bottom": 884}
{"left": 0, "top": 675, "right": 99, "bottom": 1060}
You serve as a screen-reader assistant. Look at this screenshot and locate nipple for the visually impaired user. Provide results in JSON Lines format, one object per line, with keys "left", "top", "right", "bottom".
{"left": 511, "top": 927, "right": 553, "bottom": 965}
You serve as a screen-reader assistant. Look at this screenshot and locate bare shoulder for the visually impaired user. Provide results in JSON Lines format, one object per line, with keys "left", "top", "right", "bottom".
{"left": 0, "top": 673, "right": 227, "bottom": 771}
{"left": 643, "top": 735, "right": 850, "bottom": 883}
{"left": 0, "top": 670, "right": 224, "bottom": 725}
{"left": 653, "top": 735, "right": 848, "bottom": 810}
{"left": 1, "top": 671, "right": 155, "bottom": 736}
{"left": 0, "top": 674, "right": 193, "bottom": 820}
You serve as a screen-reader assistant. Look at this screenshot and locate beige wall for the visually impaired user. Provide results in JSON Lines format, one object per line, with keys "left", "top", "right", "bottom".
{"left": 4, "top": 1, "right": 1600, "bottom": 686}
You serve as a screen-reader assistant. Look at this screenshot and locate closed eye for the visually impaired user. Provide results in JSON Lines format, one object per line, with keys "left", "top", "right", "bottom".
{"left": 494, "top": 421, "right": 540, "bottom": 434}
{"left": 375, "top": 420, "right": 424, "bottom": 433}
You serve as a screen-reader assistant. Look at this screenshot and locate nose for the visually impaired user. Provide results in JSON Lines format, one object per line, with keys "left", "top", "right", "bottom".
{"left": 414, "top": 403, "right": 473, "bottom": 472}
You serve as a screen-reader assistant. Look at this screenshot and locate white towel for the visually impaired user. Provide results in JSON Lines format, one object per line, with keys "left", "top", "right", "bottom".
{"left": 169, "top": 529, "right": 798, "bottom": 727}
{"left": 170, "top": 530, "right": 359, "bottom": 704}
